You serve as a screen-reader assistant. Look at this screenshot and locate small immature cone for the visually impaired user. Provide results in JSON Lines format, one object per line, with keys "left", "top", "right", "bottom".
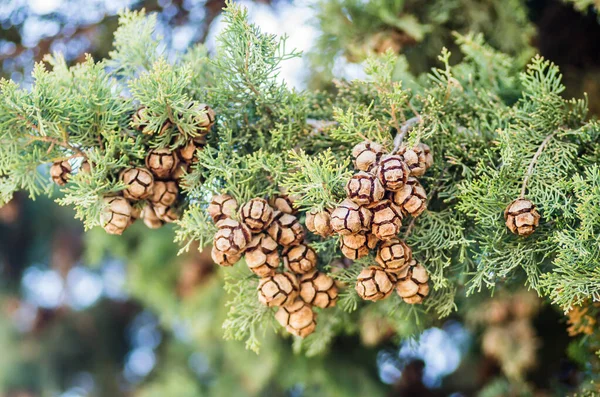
{"left": 377, "top": 155, "right": 409, "bottom": 191}
{"left": 145, "top": 148, "right": 179, "bottom": 179}
{"left": 257, "top": 272, "right": 299, "bottom": 307}
{"left": 345, "top": 171, "right": 385, "bottom": 206}
{"left": 390, "top": 177, "right": 427, "bottom": 217}
{"left": 245, "top": 233, "right": 280, "bottom": 277}
{"left": 211, "top": 246, "right": 241, "bottom": 267}
{"left": 395, "top": 260, "right": 430, "bottom": 304}
{"left": 207, "top": 194, "right": 238, "bottom": 223}
{"left": 239, "top": 198, "right": 274, "bottom": 233}
{"left": 504, "top": 198, "right": 540, "bottom": 236}
{"left": 120, "top": 168, "right": 154, "bottom": 200}
{"left": 269, "top": 195, "right": 297, "bottom": 215}
{"left": 213, "top": 218, "right": 252, "bottom": 255}
{"left": 397, "top": 144, "right": 430, "bottom": 177}
{"left": 150, "top": 180, "right": 178, "bottom": 207}
{"left": 50, "top": 161, "right": 71, "bottom": 186}
{"left": 370, "top": 200, "right": 403, "bottom": 240}
{"left": 330, "top": 199, "right": 372, "bottom": 235}
{"left": 352, "top": 140, "right": 384, "bottom": 172}
{"left": 101, "top": 196, "right": 133, "bottom": 235}
{"left": 299, "top": 270, "right": 338, "bottom": 308}
{"left": 283, "top": 243, "right": 317, "bottom": 275}
{"left": 355, "top": 266, "right": 396, "bottom": 301}
{"left": 376, "top": 238, "right": 412, "bottom": 273}
{"left": 275, "top": 299, "right": 317, "bottom": 338}
{"left": 340, "top": 233, "right": 377, "bottom": 260}
{"left": 306, "top": 210, "right": 332, "bottom": 237}
{"left": 267, "top": 211, "right": 305, "bottom": 247}
{"left": 141, "top": 205, "right": 164, "bottom": 229}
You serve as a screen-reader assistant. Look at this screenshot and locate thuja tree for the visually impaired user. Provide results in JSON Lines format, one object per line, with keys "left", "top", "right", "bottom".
{"left": 2, "top": 1, "right": 600, "bottom": 362}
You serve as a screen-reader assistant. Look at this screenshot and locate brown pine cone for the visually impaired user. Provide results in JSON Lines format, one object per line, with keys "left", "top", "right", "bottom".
{"left": 269, "top": 195, "right": 297, "bottom": 215}
{"left": 101, "top": 196, "right": 133, "bottom": 235}
{"left": 267, "top": 211, "right": 305, "bottom": 247}
{"left": 370, "top": 200, "right": 403, "bottom": 240}
{"left": 257, "top": 272, "right": 299, "bottom": 307}
{"left": 132, "top": 107, "right": 172, "bottom": 135}
{"left": 305, "top": 209, "right": 332, "bottom": 237}
{"left": 345, "top": 171, "right": 385, "bottom": 205}
{"left": 377, "top": 154, "right": 409, "bottom": 191}
{"left": 140, "top": 205, "right": 164, "bottom": 229}
{"left": 207, "top": 194, "right": 238, "bottom": 223}
{"left": 79, "top": 161, "right": 91, "bottom": 174}
{"left": 395, "top": 260, "right": 430, "bottom": 304}
{"left": 340, "top": 233, "right": 377, "bottom": 260}
{"left": 211, "top": 246, "right": 241, "bottom": 267}
{"left": 120, "top": 167, "right": 154, "bottom": 200}
{"left": 154, "top": 204, "right": 179, "bottom": 223}
{"left": 355, "top": 266, "right": 396, "bottom": 301}
{"left": 213, "top": 218, "right": 252, "bottom": 254}
{"left": 177, "top": 140, "right": 198, "bottom": 164}
{"left": 299, "top": 270, "right": 338, "bottom": 308}
{"left": 397, "top": 144, "right": 430, "bottom": 177}
{"left": 352, "top": 140, "right": 384, "bottom": 172}
{"left": 275, "top": 299, "right": 317, "bottom": 337}
{"left": 171, "top": 162, "right": 190, "bottom": 181}
{"left": 189, "top": 102, "right": 216, "bottom": 131}
{"left": 390, "top": 177, "right": 427, "bottom": 217}
{"left": 150, "top": 180, "right": 178, "bottom": 207}
{"left": 239, "top": 198, "right": 274, "bottom": 233}
{"left": 50, "top": 160, "right": 71, "bottom": 186}
{"left": 504, "top": 198, "right": 540, "bottom": 236}
{"left": 145, "top": 148, "right": 179, "bottom": 179}
{"left": 283, "top": 243, "right": 317, "bottom": 275}
{"left": 330, "top": 199, "right": 372, "bottom": 235}
{"left": 376, "top": 238, "right": 412, "bottom": 273}
{"left": 245, "top": 233, "right": 280, "bottom": 277}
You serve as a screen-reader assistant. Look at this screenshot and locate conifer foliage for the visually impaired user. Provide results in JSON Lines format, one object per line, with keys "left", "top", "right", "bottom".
{"left": 2, "top": 2, "right": 600, "bottom": 354}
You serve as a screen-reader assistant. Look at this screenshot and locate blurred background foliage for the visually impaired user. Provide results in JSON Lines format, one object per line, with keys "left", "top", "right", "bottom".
{"left": 1, "top": 0, "right": 600, "bottom": 396}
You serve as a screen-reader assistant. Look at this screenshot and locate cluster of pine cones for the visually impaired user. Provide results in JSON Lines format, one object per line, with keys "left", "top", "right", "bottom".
{"left": 208, "top": 194, "right": 338, "bottom": 338}
{"left": 306, "top": 140, "right": 433, "bottom": 304}
{"left": 52, "top": 102, "right": 215, "bottom": 235}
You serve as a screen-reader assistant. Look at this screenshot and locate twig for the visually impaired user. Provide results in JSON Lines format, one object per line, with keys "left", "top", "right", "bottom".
{"left": 392, "top": 116, "right": 421, "bottom": 154}
{"left": 520, "top": 133, "right": 555, "bottom": 198}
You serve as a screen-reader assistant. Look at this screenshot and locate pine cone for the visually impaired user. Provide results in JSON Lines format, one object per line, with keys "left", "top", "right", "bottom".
{"left": 132, "top": 107, "right": 172, "bottom": 135}
{"left": 145, "top": 148, "right": 179, "bottom": 179}
{"left": 50, "top": 161, "right": 71, "bottom": 186}
{"left": 207, "top": 194, "right": 238, "bottom": 223}
{"left": 188, "top": 102, "right": 216, "bottom": 131}
{"left": 257, "top": 272, "right": 299, "bottom": 307}
{"left": 245, "top": 233, "right": 280, "bottom": 277}
{"left": 140, "top": 205, "right": 164, "bottom": 229}
{"left": 340, "top": 233, "right": 377, "bottom": 260}
{"left": 177, "top": 140, "right": 198, "bottom": 164}
{"left": 352, "top": 140, "right": 384, "bottom": 172}
{"left": 275, "top": 299, "right": 317, "bottom": 338}
{"left": 213, "top": 218, "right": 252, "bottom": 254}
{"left": 305, "top": 209, "right": 332, "bottom": 237}
{"left": 397, "top": 144, "right": 430, "bottom": 177}
{"left": 150, "top": 180, "right": 178, "bottom": 207}
{"left": 390, "top": 177, "right": 427, "bottom": 217}
{"left": 211, "top": 246, "right": 241, "bottom": 267}
{"left": 267, "top": 211, "right": 305, "bottom": 247}
{"left": 154, "top": 204, "right": 179, "bottom": 223}
{"left": 504, "top": 198, "right": 540, "bottom": 236}
{"left": 299, "top": 270, "right": 338, "bottom": 308}
{"left": 101, "top": 196, "right": 133, "bottom": 235}
{"left": 269, "top": 195, "right": 297, "bottom": 215}
{"left": 345, "top": 171, "right": 385, "bottom": 205}
{"left": 377, "top": 155, "right": 409, "bottom": 191}
{"left": 370, "top": 200, "right": 403, "bottom": 240}
{"left": 239, "top": 198, "right": 274, "bottom": 233}
{"left": 355, "top": 266, "right": 396, "bottom": 301}
{"left": 283, "top": 243, "right": 317, "bottom": 274}
{"left": 79, "top": 161, "right": 91, "bottom": 174}
{"left": 395, "top": 260, "right": 429, "bottom": 304}
{"left": 330, "top": 199, "right": 372, "bottom": 235}
{"left": 376, "top": 238, "right": 412, "bottom": 273}
{"left": 120, "top": 167, "right": 154, "bottom": 200}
